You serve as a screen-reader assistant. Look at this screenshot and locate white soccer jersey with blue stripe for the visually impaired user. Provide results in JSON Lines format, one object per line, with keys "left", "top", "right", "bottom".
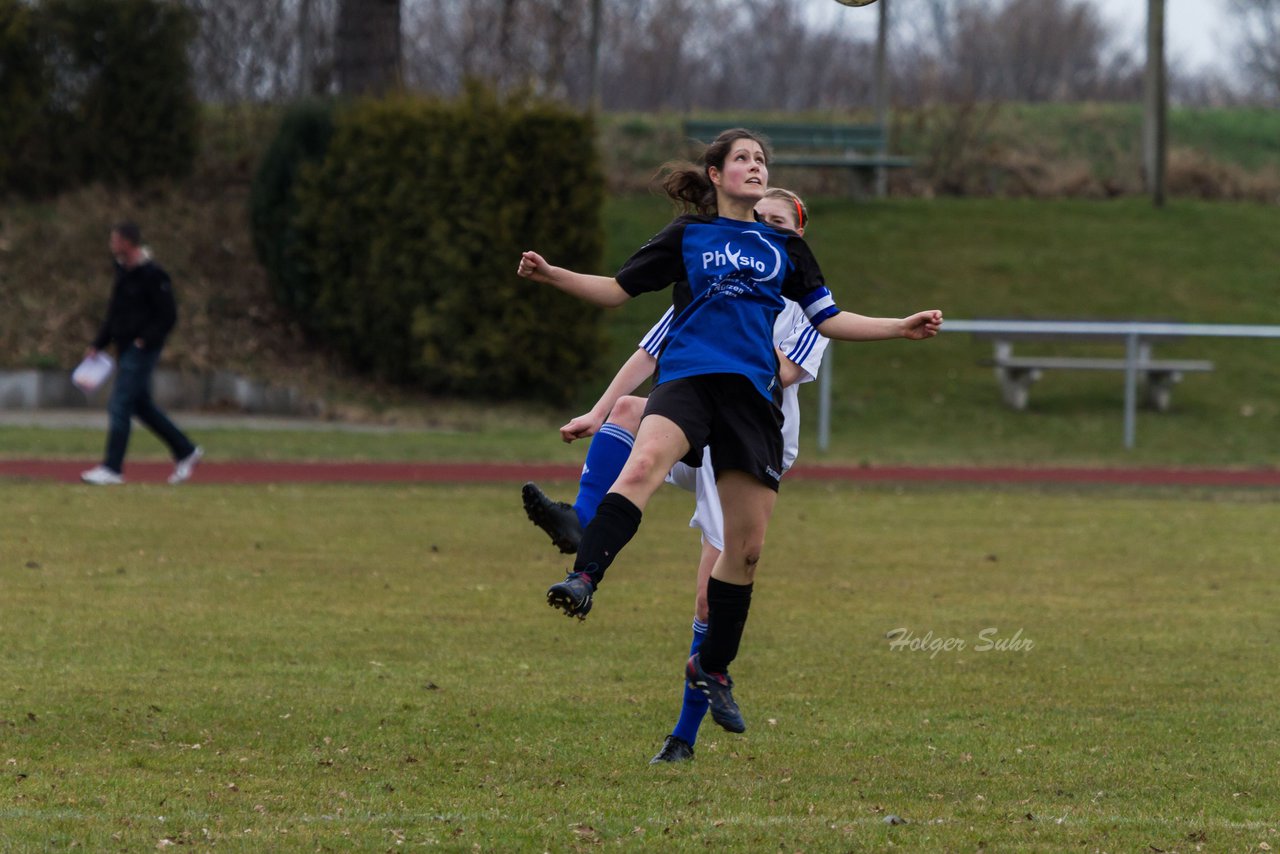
{"left": 639, "top": 300, "right": 828, "bottom": 471}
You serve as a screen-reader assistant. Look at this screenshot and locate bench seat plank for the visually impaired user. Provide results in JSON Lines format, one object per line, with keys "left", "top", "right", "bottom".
{"left": 984, "top": 354, "right": 1215, "bottom": 412}
{"left": 681, "top": 120, "right": 912, "bottom": 196}
{"left": 774, "top": 154, "right": 913, "bottom": 169}
{"left": 990, "top": 357, "right": 1214, "bottom": 372}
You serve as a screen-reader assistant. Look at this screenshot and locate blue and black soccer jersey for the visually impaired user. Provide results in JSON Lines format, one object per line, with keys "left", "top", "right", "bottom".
{"left": 615, "top": 214, "right": 840, "bottom": 402}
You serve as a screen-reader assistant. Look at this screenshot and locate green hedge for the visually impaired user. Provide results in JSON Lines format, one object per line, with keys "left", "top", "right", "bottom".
{"left": 0, "top": 0, "right": 197, "bottom": 196}
{"left": 289, "top": 86, "right": 607, "bottom": 404}
{"left": 0, "top": 0, "right": 56, "bottom": 195}
{"left": 249, "top": 100, "right": 336, "bottom": 317}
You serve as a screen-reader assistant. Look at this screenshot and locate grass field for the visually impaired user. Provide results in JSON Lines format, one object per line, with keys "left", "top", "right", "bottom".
{"left": 3, "top": 479, "right": 1278, "bottom": 851}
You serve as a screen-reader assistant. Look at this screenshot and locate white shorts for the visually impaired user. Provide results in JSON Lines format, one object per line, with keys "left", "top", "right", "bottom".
{"left": 664, "top": 447, "right": 725, "bottom": 551}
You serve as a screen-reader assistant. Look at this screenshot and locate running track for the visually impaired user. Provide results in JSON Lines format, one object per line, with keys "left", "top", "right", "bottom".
{"left": 3, "top": 459, "right": 1280, "bottom": 487}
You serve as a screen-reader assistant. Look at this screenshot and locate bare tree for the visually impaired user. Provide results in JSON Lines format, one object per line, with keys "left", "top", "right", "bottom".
{"left": 888, "top": 0, "right": 1149, "bottom": 104}
{"left": 1231, "top": 0, "right": 1280, "bottom": 103}
{"left": 897, "top": 0, "right": 990, "bottom": 67}
{"left": 185, "top": 0, "right": 334, "bottom": 102}
{"left": 948, "top": 0, "right": 1113, "bottom": 101}
{"left": 403, "top": 0, "right": 583, "bottom": 97}
{"left": 402, "top": 0, "right": 491, "bottom": 92}
{"left": 403, "top": 0, "right": 871, "bottom": 111}
{"left": 336, "top": 0, "right": 402, "bottom": 95}
{"left": 180, "top": 0, "right": 1193, "bottom": 111}
{"left": 600, "top": 0, "right": 702, "bottom": 110}
{"left": 707, "top": 0, "right": 875, "bottom": 112}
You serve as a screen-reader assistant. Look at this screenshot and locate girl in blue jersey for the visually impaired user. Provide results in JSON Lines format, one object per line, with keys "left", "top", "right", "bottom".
{"left": 523, "top": 189, "right": 825, "bottom": 763}
{"left": 517, "top": 128, "right": 942, "bottom": 734}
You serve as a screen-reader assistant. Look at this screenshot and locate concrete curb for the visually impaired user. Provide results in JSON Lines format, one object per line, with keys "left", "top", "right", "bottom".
{"left": 0, "top": 367, "right": 320, "bottom": 416}
{"left": 3, "top": 458, "right": 1278, "bottom": 487}
{"left": 0, "top": 408, "right": 407, "bottom": 433}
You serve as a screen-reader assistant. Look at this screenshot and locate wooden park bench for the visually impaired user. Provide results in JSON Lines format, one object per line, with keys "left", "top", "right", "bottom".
{"left": 682, "top": 119, "right": 912, "bottom": 197}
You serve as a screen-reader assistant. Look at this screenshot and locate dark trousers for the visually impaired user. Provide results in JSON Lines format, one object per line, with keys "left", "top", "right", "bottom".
{"left": 103, "top": 346, "right": 195, "bottom": 473}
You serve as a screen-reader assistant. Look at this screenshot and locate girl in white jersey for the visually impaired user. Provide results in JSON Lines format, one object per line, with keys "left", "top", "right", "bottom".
{"left": 517, "top": 128, "right": 943, "bottom": 736}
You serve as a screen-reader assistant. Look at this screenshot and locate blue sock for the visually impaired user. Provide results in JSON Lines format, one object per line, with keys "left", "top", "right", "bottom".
{"left": 572, "top": 423, "right": 634, "bottom": 527}
{"left": 671, "top": 619, "right": 710, "bottom": 748}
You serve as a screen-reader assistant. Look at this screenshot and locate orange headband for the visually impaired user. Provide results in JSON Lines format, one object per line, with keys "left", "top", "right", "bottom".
{"left": 793, "top": 197, "right": 805, "bottom": 228}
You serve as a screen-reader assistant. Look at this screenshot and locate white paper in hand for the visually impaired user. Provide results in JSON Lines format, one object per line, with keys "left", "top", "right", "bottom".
{"left": 72, "top": 352, "right": 115, "bottom": 393}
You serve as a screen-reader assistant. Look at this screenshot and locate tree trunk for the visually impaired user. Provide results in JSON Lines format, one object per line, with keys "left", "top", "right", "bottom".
{"left": 1143, "top": 0, "right": 1166, "bottom": 207}
{"left": 298, "top": 0, "right": 314, "bottom": 96}
{"left": 336, "top": 0, "right": 402, "bottom": 96}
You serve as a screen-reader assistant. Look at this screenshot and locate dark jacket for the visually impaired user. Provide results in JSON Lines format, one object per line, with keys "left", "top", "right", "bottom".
{"left": 91, "top": 258, "right": 178, "bottom": 352}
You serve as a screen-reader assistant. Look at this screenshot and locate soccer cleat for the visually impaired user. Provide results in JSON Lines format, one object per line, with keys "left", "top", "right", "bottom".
{"left": 168, "top": 446, "right": 204, "bottom": 485}
{"left": 649, "top": 735, "right": 695, "bottom": 765}
{"left": 80, "top": 465, "right": 125, "bottom": 486}
{"left": 521, "top": 482, "right": 582, "bottom": 554}
{"left": 686, "top": 653, "right": 745, "bottom": 733}
{"left": 546, "top": 571, "right": 595, "bottom": 620}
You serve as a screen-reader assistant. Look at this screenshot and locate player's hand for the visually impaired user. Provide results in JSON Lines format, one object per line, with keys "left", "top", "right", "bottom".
{"left": 559, "top": 411, "right": 603, "bottom": 443}
{"left": 85, "top": 347, "right": 98, "bottom": 358}
{"left": 517, "top": 250, "right": 553, "bottom": 282}
{"left": 901, "top": 310, "right": 943, "bottom": 340}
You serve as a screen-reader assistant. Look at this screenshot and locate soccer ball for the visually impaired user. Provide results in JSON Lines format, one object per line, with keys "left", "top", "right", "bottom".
{"left": 834, "top": 0, "right": 880, "bottom": 6}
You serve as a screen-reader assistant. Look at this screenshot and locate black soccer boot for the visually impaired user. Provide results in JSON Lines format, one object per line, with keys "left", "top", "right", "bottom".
{"left": 522, "top": 482, "right": 583, "bottom": 554}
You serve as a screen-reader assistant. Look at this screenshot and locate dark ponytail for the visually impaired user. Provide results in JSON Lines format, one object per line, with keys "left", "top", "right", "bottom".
{"left": 657, "top": 127, "right": 772, "bottom": 217}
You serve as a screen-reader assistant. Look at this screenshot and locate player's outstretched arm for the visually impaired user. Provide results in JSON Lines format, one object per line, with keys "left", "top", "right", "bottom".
{"left": 560, "top": 348, "right": 658, "bottom": 443}
{"left": 816, "top": 309, "right": 943, "bottom": 342}
{"left": 517, "top": 250, "right": 630, "bottom": 308}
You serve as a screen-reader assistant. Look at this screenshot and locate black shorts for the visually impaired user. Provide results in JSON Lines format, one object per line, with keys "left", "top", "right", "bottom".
{"left": 643, "top": 374, "right": 785, "bottom": 491}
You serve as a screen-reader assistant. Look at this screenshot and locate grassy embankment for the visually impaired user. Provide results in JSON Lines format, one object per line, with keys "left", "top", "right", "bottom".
{"left": 2, "top": 104, "right": 1278, "bottom": 467}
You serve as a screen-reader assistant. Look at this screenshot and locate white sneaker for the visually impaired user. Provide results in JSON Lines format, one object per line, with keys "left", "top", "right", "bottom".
{"left": 169, "top": 446, "right": 204, "bottom": 485}
{"left": 81, "top": 465, "right": 125, "bottom": 486}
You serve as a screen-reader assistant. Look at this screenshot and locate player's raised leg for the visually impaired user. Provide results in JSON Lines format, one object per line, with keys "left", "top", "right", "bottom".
{"left": 523, "top": 396, "right": 646, "bottom": 554}
{"left": 546, "top": 413, "right": 689, "bottom": 619}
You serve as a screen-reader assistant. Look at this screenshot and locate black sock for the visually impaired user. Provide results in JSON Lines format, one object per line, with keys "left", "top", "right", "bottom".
{"left": 699, "top": 577, "right": 753, "bottom": 674}
{"left": 572, "top": 492, "right": 642, "bottom": 587}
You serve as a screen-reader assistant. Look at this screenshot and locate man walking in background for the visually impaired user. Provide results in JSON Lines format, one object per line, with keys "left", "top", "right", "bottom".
{"left": 80, "top": 222, "right": 203, "bottom": 486}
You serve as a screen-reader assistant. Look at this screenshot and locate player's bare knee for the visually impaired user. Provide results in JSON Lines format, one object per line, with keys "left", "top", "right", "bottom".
{"left": 616, "top": 451, "right": 661, "bottom": 490}
{"left": 609, "top": 395, "right": 646, "bottom": 434}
